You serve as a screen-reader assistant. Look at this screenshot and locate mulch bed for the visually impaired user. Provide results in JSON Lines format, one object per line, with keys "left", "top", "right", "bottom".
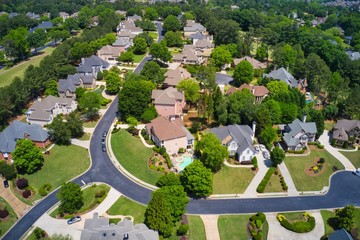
{"left": 304, "top": 157, "right": 326, "bottom": 177}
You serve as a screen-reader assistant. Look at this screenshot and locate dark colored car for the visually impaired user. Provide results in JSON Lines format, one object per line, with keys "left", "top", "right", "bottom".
{"left": 101, "top": 138, "right": 106, "bottom": 146}
{"left": 3, "top": 180, "right": 9, "bottom": 188}
{"left": 67, "top": 216, "right": 81, "bottom": 225}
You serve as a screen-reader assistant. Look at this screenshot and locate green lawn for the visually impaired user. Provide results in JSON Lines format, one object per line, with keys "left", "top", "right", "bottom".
{"left": 78, "top": 184, "right": 110, "bottom": 213}
{"left": 134, "top": 53, "right": 146, "bottom": 63}
{"left": 77, "top": 132, "right": 91, "bottom": 141}
{"left": 188, "top": 215, "right": 206, "bottom": 240}
{"left": 83, "top": 120, "right": 99, "bottom": 128}
{"left": 107, "top": 196, "right": 146, "bottom": 224}
{"left": 281, "top": 211, "right": 305, "bottom": 221}
{"left": 213, "top": 166, "right": 254, "bottom": 194}
{"left": 341, "top": 150, "right": 360, "bottom": 168}
{"left": 264, "top": 173, "right": 284, "bottom": 193}
{"left": 321, "top": 210, "right": 336, "bottom": 236}
{"left": 149, "top": 31, "right": 158, "bottom": 41}
{"left": 111, "top": 130, "right": 162, "bottom": 185}
{"left": 218, "top": 215, "right": 252, "bottom": 240}
{"left": 0, "top": 198, "right": 17, "bottom": 238}
{"left": 0, "top": 47, "right": 55, "bottom": 87}
{"left": 284, "top": 149, "right": 344, "bottom": 191}
{"left": 20, "top": 145, "right": 90, "bottom": 201}
{"left": 26, "top": 227, "right": 47, "bottom": 240}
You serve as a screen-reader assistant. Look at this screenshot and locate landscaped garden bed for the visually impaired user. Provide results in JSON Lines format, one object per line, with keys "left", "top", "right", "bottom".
{"left": 257, "top": 167, "right": 288, "bottom": 193}
{"left": 248, "top": 212, "right": 268, "bottom": 240}
{"left": 277, "top": 212, "right": 315, "bottom": 233}
{"left": 218, "top": 214, "right": 258, "bottom": 240}
{"left": 0, "top": 198, "right": 17, "bottom": 238}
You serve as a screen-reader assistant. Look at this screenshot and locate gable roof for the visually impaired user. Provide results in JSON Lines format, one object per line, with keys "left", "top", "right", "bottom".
{"left": 283, "top": 118, "right": 317, "bottom": 147}
{"left": 195, "top": 39, "right": 214, "bottom": 49}
{"left": 29, "top": 96, "right": 74, "bottom": 111}
{"left": 263, "top": 67, "right": 298, "bottom": 88}
{"left": 146, "top": 116, "right": 188, "bottom": 141}
{"left": 189, "top": 32, "right": 206, "bottom": 40}
{"left": 29, "top": 21, "right": 53, "bottom": 33}
{"left": 173, "top": 45, "right": 199, "bottom": 62}
{"left": 113, "top": 37, "right": 131, "bottom": 47}
{"left": 152, "top": 87, "right": 184, "bottom": 105}
{"left": 210, "top": 124, "right": 255, "bottom": 154}
{"left": 98, "top": 45, "right": 122, "bottom": 57}
{"left": 328, "top": 228, "right": 353, "bottom": 240}
{"left": 346, "top": 50, "right": 360, "bottom": 61}
{"left": 184, "top": 21, "right": 206, "bottom": 32}
{"left": 233, "top": 56, "right": 267, "bottom": 69}
{"left": 216, "top": 73, "right": 233, "bottom": 85}
{"left": 239, "top": 83, "right": 269, "bottom": 97}
{"left": 334, "top": 119, "right": 360, "bottom": 132}
{"left": 77, "top": 55, "right": 109, "bottom": 73}
{"left": 0, "top": 121, "right": 48, "bottom": 153}
{"left": 58, "top": 74, "right": 85, "bottom": 93}
{"left": 164, "top": 67, "right": 191, "bottom": 86}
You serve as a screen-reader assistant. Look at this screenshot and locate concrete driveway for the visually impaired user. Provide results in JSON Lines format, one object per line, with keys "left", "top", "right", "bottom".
{"left": 0, "top": 180, "right": 30, "bottom": 218}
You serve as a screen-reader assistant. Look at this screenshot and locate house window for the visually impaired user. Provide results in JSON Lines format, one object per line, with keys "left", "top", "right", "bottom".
{"left": 247, "top": 149, "right": 250, "bottom": 154}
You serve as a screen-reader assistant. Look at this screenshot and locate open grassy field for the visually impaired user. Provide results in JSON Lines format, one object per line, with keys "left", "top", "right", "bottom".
{"left": 107, "top": 196, "right": 146, "bottom": 224}
{"left": 0, "top": 198, "right": 17, "bottom": 238}
{"left": 188, "top": 215, "right": 206, "bottom": 240}
{"left": 341, "top": 150, "right": 360, "bottom": 168}
{"left": 213, "top": 166, "right": 254, "bottom": 194}
{"left": 284, "top": 149, "right": 344, "bottom": 191}
{"left": 0, "top": 47, "right": 55, "bottom": 87}
{"left": 111, "top": 130, "right": 162, "bottom": 185}
{"left": 20, "top": 145, "right": 90, "bottom": 201}
{"left": 218, "top": 215, "right": 252, "bottom": 240}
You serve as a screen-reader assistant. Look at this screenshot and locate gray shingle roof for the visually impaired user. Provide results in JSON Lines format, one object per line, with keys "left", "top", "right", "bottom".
{"left": 29, "top": 21, "right": 53, "bottom": 33}
{"left": 328, "top": 228, "right": 353, "bottom": 240}
{"left": 77, "top": 55, "right": 109, "bottom": 74}
{"left": 263, "top": 67, "right": 298, "bottom": 88}
{"left": 189, "top": 32, "right": 205, "bottom": 40}
{"left": 184, "top": 22, "right": 206, "bottom": 32}
{"left": 283, "top": 118, "right": 317, "bottom": 147}
{"left": 113, "top": 37, "right": 130, "bottom": 47}
{"left": 346, "top": 50, "right": 360, "bottom": 61}
{"left": 0, "top": 121, "right": 48, "bottom": 153}
{"left": 216, "top": 73, "right": 233, "bottom": 85}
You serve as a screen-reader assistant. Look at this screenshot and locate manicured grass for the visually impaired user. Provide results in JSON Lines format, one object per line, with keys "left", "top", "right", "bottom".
{"left": 0, "top": 47, "right": 55, "bottom": 87}
{"left": 109, "top": 218, "right": 122, "bottom": 224}
{"left": 77, "top": 132, "right": 91, "bottom": 141}
{"left": 26, "top": 227, "right": 47, "bottom": 240}
{"left": 264, "top": 173, "right": 284, "bottom": 193}
{"left": 321, "top": 210, "right": 336, "bottom": 236}
{"left": 324, "top": 121, "right": 335, "bottom": 131}
{"left": 149, "top": 31, "right": 158, "bottom": 41}
{"left": 20, "top": 145, "right": 90, "bottom": 201}
{"left": 282, "top": 211, "right": 305, "bottom": 221}
{"left": 284, "top": 149, "right": 344, "bottom": 191}
{"left": 111, "top": 130, "right": 162, "bottom": 185}
{"left": 133, "top": 53, "right": 146, "bottom": 63}
{"left": 78, "top": 184, "right": 110, "bottom": 213}
{"left": 213, "top": 166, "right": 254, "bottom": 194}
{"left": 188, "top": 215, "right": 206, "bottom": 240}
{"left": 83, "top": 120, "right": 99, "bottom": 128}
{"left": 107, "top": 196, "right": 146, "bottom": 224}
{"left": 341, "top": 150, "right": 360, "bottom": 168}
{"left": 0, "top": 197, "right": 17, "bottom": 238}
{"left": 218, "top": 215, "right": 252, "bottom": 240}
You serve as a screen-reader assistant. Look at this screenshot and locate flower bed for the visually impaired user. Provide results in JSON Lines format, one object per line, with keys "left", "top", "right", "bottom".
{"left": 248, "top": 212, "right": 267, "bottom": 240}
{"left": 304, "top": 157, "right": 326, "bottom": 177}
{"left": 277, "top": 212, "right": 316, "bottom": 233}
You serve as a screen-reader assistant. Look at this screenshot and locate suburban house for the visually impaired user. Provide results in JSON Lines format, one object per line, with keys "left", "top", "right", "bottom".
{"left": 152, "top": 87, "right": 186, "bottom": 118}
{"left": 26, "top": 96, "right": 77, "bottom": 126}
{"left": 58, "top": 74, "right": 96, "bottom": 98}
{"left": 146, "top": 116, "right": 194, "bottom": 155}
{"left": 97, "top": 45, "right": 123, "bottom": 62}
{"left": 163, "top": 67, "right": 191, "bottom": 88}
{"left": 210, "top": 123, "right": 256, "bottom": 163}
{"left": 227, "top": 84, "right": 269, "bottom": 103}
{"left": 263, "top": 67, "right": 307, "bottom": 94}
{"left": 0, "top": 121, "right": 49, "bottom": 160}
{"left": 113, "top": 37, "right": 131, "bottom": 49}
{"left": 216, "top": 73, "right": 233, "bottom": 93}
{"left": 281, "top": 116, "right": 317, "bottom": 151}
{"left": 173, "top": 45, "right": 203, "bottom": 65}
{"left": 59, "top": 12, "right": 69, "bottom": 21}
{"left": 233, "top": 56, "right": 267, "bottom": 69}
{"left": 328, "top": 228, "right": 353, "bottom": 240}
{"left": 332, "top": 119, "right": 360, "bottom": 146}
{"left": 346, "top": 50, "right": 360, "bottom": 61}
{"left": 81, "top": 213, "right": 159, "bottom": 240}
{"left": 189, "top": 32, "right": 212, "bottom": 45}
{"left": 28, "top": 21, "right": 53, "bottom": 33}
{"left": 26, "top": 12, "right": 40, "bottom": 20}
{"left": 77, "top": 55, "right": 110, "bottom": 76}
{"left": 184, "top": 20, "right": 206, "bottom": 37}
{"left": 116, "top": 17, "right": 143, "bottom": 49}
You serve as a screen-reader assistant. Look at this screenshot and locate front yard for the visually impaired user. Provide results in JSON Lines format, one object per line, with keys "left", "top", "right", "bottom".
{"left": 187, "top": 215, "right": 206, "bottom": 240}
{"left": 19, "top": 145, "right": 90, "bottom": 201}
{"left": 341, "top": 150, "right": 360, "bottom": 168}
{"left": 111, "top": 130, "right": 162, "bottom": 185}
{"left": 107, "top": 196, "right": 146, "bottom": 224}
{"left": 0, "top": 198, "right": 17, "bottom": 238}
{"left": 284, "top": 149, "right": 344, "bottom": 191}
{"left": 213, "top": 166, "right": 254, "bottom": 194}
{"left": 218, "top": 215, "right": 254, "bottom": 240}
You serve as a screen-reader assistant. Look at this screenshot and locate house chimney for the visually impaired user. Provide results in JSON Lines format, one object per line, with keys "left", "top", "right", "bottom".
{"left": 302, "top": 113, "right": 307, "bottom": 123}
{"left": 81, "top": 57, "right": 85, "bottom": 65}
{"left": 251, "top": 86, "right": 255, "bottom": 94}
{"left": 252, "top": 121, "right": 256, "bottom": 139}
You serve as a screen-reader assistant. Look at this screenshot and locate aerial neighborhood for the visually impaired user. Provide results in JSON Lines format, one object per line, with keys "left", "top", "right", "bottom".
{"left": 0, "top": 0, "right": 359, "bottom": 240}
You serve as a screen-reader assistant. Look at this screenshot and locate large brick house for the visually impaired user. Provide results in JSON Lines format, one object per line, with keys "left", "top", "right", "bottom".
{"left": 151, "top": 87, "right": 186, "bottom": 118}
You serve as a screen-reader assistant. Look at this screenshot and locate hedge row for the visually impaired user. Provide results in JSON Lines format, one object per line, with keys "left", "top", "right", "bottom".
{"left": 307, "top": 142, "right": 324, "bottom": 149}
{"left": 252, "top": 156, "right": 258, "bottom": 169}
{"left": 256, "top": 167, "right": 276, "bottom": 193}
{"left": 277, "top": 214, "right": 315, "bottom": 233}
{"left": 286, "top": 149, "right": 305, "bottom": 154}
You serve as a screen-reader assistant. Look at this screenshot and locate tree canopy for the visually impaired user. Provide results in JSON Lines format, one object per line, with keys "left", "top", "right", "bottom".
{"left": 12, "top": 139, "right": 44, "bottom": 174}
{"left": 233, "top": 60, "right": 254, "bottom": 86}
{"left": 177, "top": 79, "right": 200, "bottom": 104}
{"left": 57, "top": 182, "right": 84, "bottom": 214}
{"left": 140, "top": 61, "right": 164, "bottom": 85}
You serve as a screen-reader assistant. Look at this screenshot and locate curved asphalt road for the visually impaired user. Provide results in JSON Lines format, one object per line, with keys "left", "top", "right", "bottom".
{"left": 3, "top": 23, "right": 360, "bottom": 240}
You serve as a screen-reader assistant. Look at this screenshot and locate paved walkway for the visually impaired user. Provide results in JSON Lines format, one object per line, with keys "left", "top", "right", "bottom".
{"left": 0, "top": 180, "right": 30, "bottom": 218}
{"left": 200, "top": 215, "right": 220, "bottom": 240}
{"left": 137, "top": 126, "right": 154, "bottom": 148}
{"left": 319, "top": 130, "right": 355, "bottom": 170}
{"left": 223, "top": 160, "right": 253, "bottom": 168}
{"left": 266, "top": 211, "right": 324, "bottom": 240}
{"left": 278, "top": 162, "right": 299, "bottom": 196}
{"left": 70, "top": 139, "right": 90, "bottom": 149}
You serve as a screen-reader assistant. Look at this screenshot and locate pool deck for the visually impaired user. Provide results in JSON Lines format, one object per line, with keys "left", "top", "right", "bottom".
{"left": 172, "top": 153, "right": 194, "bottom": 172}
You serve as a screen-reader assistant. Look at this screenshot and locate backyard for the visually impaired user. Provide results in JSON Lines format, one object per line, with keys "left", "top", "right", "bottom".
{"left": 0, "top": 47, "right": 55, "bottom": 87}
{"left": 107, "top": 196, "right": 146, "bottom": 224}
{"left": 0, "top": 198, "right": 17, "bottom": 238}
{"left": 341, "top": 150, "right": 360, "bottom": 168}
{"left": 111, "top": 130, "right": 162, "bottom": 185}
{"left": 218, "top": 215, "right": 253, "bottom": 240}
{"left": 213, "top": 166, "right": 254, "bottom": 194}
{"left": 187, "top": 216, "right": 206, "bottom": 240}
{"left": 284, "top": 149, "right": 344, "bottom": 191}
{"left": 19, "top": 145, "right": 90, "bottom": 201}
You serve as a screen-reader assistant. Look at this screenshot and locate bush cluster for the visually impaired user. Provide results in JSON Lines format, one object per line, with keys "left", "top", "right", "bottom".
{"left": 252, "top": 156, "right": 258, "bottom": 169}
{"left": 277, "top": 213, "right": 316, "bottom": 233}
{"left": 177, "top": 224, "right": 189, "bottom": 235}
{"left": 0, "top": 161, "right": 17, "bottom": 180}
{"left": 149, "top": 164, "right": 166, "bottom": 172}
{"left": 39, "top": 183, "right": 52, "bottom": 196}
{"left": 22, "top": 189, "right": 31, "bottom": 198}
{"left": 287, "top": 149, "right": 305, "bottom": 154}
{"left": 178, "top": 148, "right": 186, "bottom": 154}
{"left": 16, "top": 178, "right": 29, "bottom": 189}
{"left": 153, "top": 147, "right": 173, "bottom": 168}
{"left": 279, "top": 175, "right": 288, "bottom": 191}
{"left": 112, "top": 126, "right": 120, "bottom": 134}
{"left": 95, "top": 189, "right": 107, "bottom": 203}
{"left": 0, "top": 209, "right": 9, "bottom": 218}
{"left": 256, "top": 167, "right": 276, "bottom": 193}
{"left": 100, "top": 98, "right": 111, "bottom": 106}
{"left": 127, "top": 126, "right": 139, "bottom": 135}
{"left": 249, "top": 212, "right": 266, "bottom": 240}
{"left": 34, "top": 227, "right": 46, "bottom": 239}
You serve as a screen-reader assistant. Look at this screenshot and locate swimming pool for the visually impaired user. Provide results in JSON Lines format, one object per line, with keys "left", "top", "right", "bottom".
{"left": 179, "top": 156, "right": 193, "bottom": 171}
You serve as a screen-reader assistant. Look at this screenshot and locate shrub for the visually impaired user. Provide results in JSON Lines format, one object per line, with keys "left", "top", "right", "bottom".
{"left": 95, "top": 190, "right": 106, "bottom": 198}
{"left": 39, "top": 187, "right": 48, "bottom": 196}
{"left": 141, "top": 129, "right": 147, "bottom": 137}
{"left": 255, "top": 219, "right": 263, "bottom": 228}
{"left": 163, "top": 153, "right": 173, "bottom": 168}
{"left": 252, "top": 157, "right": 258, "bottom": 169}
{"left": 160, "top": 147, "right": 166, "bottom": 155}
{"left": 112, "top": 127, "right": 120, "bottom": 134}
{"left": 0, "top": 209, "right": 9, "bottom": 218}
{"left": 22, "top": 189, "right": 31, "bottom": 198}
{"left": 317, "top": 143, "right": 324, "bottom": 149}
{"left": 177, "top": 224, "right": 189, "bottom": 235}
{"left": 16, "top": 178, "right": 29, "bottom": 189}
{"left": 274, "top": 169, "right": 279, "bottom": 175}
{"left": 34, "top": 227, "right": 46, "bottom": 239}
{"left": 318, "top": 158, "right": 325, "bottom": 164}
{"left": 0, "top": 161, "right": 17, "bottom": 180}
{"left": 44, "top": 183, "right": 52, "bottom": 191}
{"left": 331, "top": 139, "right": 336, "bottom": 146}
{"left": 178, "top": 148, "right": 186, "bottom": 153}
{"left": 343, "top": 141, "right": 349, "bottom": 149}
{"left": 256, "top": 167, "right": 276, "bottom": 193}
{"left": 277, "top": 214, "right": 315, "bottom": 233}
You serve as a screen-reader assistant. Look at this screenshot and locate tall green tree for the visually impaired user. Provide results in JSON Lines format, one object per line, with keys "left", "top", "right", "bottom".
{"left": 177, "top": 79, "right": 200, "bottom": 105}
{"left": 133, "top": 37, "right": 147, "bottom": 54}
{"left": 79, "top": 92, "right": 101, "bottom": 120}
{"left": 157, "top": 185, "right": 189, "bottom": 222}
{"left": 57, "top": 182, "right": 84, "bottom": 214}
{"left": 164, "top": 31, "right": 183, "bottom": 47}
{"left": 145, "top": 7, "right": 158, "bottom": 20}
{"left": 213, "top": 19, "right": 240, "bottom": 45}
{"left": 211, "top": 46, "right": 232, "bottom": 69}
{"left": 304, "top": 53, "right": 331, "bottom": 94}
{"left": 180, "top": 160, "right": 213, "bottom": 198}
{"left": 196, "top": 133, "right": 228, "bottom": 172}
{"left": 156, "top": 172, "right": 181, "bottom": 187}
{"left": 48, "top": 115, "right": 71, "bottom": 145}
{"left": 2, "top": 27, "right": 29, "bottom": 59}
{"left": 266, "top": 81, "right": 289, "bottom": 95}
{"left": 12, "top": 139, "right": 44, "bottom": 174}
{"left": 140, "top": 61, "right": 164, "bottom": 84}
{"left": 335, "top": 205, "right": 355, "bottom": 232}
{"left": 163, "top": 15, "right": 181, "bottom": 32}
{"left": 270, "top": 146, "right": 285, "bottom": 166}
{"left": 308, "top": 108, "right": 324, "bottom": 138}
{"left": 105, "top": 71, "right": 122, "bottom": 94}
{"left": 45, "top": 80, "right": 59, "bottom": 96}
{"left": 149, "top": 42, "right": 171, "bottom": 62}
{"left": 344, "top": 85, "right": 360, "bottom": 120}
{"left": 272, "top": 44, "right": 297, "bottom": 70}
{"left": 259, "top": 126, "right": 277, "bottom": 149}
{"left": 233, "top": 60, "right": 254, "bottom": 86}
{"left": 227, "top": 89, "right": 256, "bottom": 125}
{"left": 66, "top": 112, "right": 84, "bottom": 138}
{"left": 28, "top": 29, "right": 47, "bottom": 52}
{"left": 118, "top": 51, "right": 134, "bottom": 64}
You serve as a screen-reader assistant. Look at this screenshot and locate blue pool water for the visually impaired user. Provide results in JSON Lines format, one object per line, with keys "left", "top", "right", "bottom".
{"left": 179, "top": 156, "right": 193, "bottom": 171}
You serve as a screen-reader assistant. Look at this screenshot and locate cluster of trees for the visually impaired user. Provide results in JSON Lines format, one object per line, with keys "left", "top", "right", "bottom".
{"left": 48, "top": 112, "right": 84, "bottom": 145}
{"left": 12, "top": 139, "right": 44, "bottom": 174}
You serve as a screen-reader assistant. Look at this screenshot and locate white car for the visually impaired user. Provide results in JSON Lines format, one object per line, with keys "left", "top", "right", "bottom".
{"left": 254, "top": 146, "right": 260, "bottom": 154}
{"left": 353, "top": 168, "right": 360, "bottom": 177}
{"left": 259, "top": 145, "right": 266, "bottom": 152}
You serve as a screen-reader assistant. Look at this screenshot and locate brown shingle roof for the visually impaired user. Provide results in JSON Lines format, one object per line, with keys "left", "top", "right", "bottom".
{"left": 164, "top": 67, "right": 191, "bottom": 87}
{"left": 233, "top": 56, "right": 266, "bottom": 69}
{"left": 97, "top": 45, "right": 122, "bottom": 58}
{"left": 152, "top": 87, "right": 184, "bottom": 105}
{"left": 239, "top": 83, "right": 269, "bottom": 97}
{"left": 146, "top": 116, "right": 186, "bottom": 141}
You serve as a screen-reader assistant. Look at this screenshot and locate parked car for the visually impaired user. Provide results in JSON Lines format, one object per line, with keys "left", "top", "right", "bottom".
{"left": 102, "top": 146, "right": 106, "bottom": 152}
{"left": 259, "top": 145, "right": 266, "bottom": 152}
{"left": 67, "top": 216, "right": 81, "bottom": 225}
{"left": 102, "top": 131, "right": 107, "bottom": 138}
{"left": 3, "top": 180, "right": 9, "bottom": 188}
{"left": 263, "top": 151, "right": 270, "bottom": 159}
{"left": 353, "top": 168, "right": 360, "bottom": 177}
{"left": 101, "top": 138, "right": 105, "bottom": 145}
{"left": 254, "top": 146, "right": 260, "bottom": 154}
